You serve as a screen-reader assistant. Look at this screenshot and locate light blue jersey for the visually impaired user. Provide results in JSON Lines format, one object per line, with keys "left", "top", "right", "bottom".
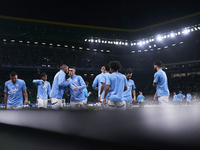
{"left": 106, "top": 72, "right": 128, "bottom": 102}
{"left": 4, "top": 79, "right": 27, "bottom": 106}
{"left": 67, "top": 75, "right": 86, "bottom": 102}
{"left": 33, "top": 80, "right": 51, "bottom": 99}
{"left": 173, "top": 95, "right": 177, "bottom": 101}
{"left": 137, "top": 95, "right": 145, "bottom": 102}
{"left": 153, "top": 70, "right": 170, "bottom": 97}
{"left": 186, "top": 94, "right": 192, "bottom": 100}
{"left": 123, "top": 79, "right": 136, "bottom": 102}
{"left": 177, "top": 93, "right": 184, "bottom": 101}
{"left": 50, "top": 70, "right": 69, "bottom": 99}
{"left": 100, "top": 73, "right": 110, "bottom": 99}
{"left": 83, "top": 88, "right": 90, "bottom": 101}
{"left": 92, "top": 73, "right": 104, "bottom": 96}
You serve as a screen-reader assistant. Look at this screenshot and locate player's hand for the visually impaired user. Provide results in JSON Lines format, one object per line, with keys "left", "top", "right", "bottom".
{"left": 74, "top": 87, "right": 79, "bottom": 91}
{"left": 89, "top": 92, "right": 92, "bottom": 94}
{"left": 66, "top": 80, "right": 69, "bottom": 82}
{"left": 133, "top": 98, "right": 136, "bottom": 103}
{"left": 24, "top": 100, "right": 28, "bottom": 105}
{"left": 153, "top": 95, "right": 156, "bottom": 100}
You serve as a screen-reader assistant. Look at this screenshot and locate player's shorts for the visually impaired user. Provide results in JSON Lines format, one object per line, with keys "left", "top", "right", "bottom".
{"left": 7, "top": 106, "right": 23, "bottom": 110}
{"left": 158, "top": 96, "right": 169, "bottom": 108}
{"left": 100, "top": 99, "right": 108, "bottom": 110}
{"left": 37, "top": 98, "right": 48, "bottom": 109}
{"left": 107, "top": 100, "right": 126, "bottom": 111}
{"left": 70, "top": 100, "right": 88, "bottom": 110}
{"left": 125, "top": 101, "right": 133, "bottom": 110}
{"left": 51, "top": 98, "right": 63, "bottom": 110}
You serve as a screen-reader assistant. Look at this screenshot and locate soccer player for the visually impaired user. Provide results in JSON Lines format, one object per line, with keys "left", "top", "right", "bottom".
{"left": 123, "top": 69, "right": 136, "bottom": 110}
{"left": 92, "top": 66, "right": 105, "bottom": 101}
{"left": 173, "top": 92, "right": 177, "bottom": 106}
{"left": 50, "top": 64, "right": 69, "bottom": 110}
{"left": 33, "top": 72, "right": 51, "bottom": 110}
{"left": 153, "top": 61, "right": 170, "bottom": 108}
{"left": 67, "top": 66, "right": 87, "bottom": 110}
{"left": 4, "top": 71, "right": 28, "bottom": 110}
{"left": 103, "top": 61, "right": 128, "bottom": 110}
{"left": 83, "top": 81, "right": 92, "bottom": 102}
{"left": 186, "top": 92, "right": 192, "bottom": 105}
{"left": 99, "top": 64, "right": 110, "bottom": 110}
{"left": 137, "top": 92, "right": 145, "bottom": 108}
{"left": 177, "top": 91, "right": 184, "bottom": 106}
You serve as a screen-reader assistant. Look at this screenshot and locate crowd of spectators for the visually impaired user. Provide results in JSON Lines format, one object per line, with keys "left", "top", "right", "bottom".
{"left": 0, "top": 42, "right": 200, "bottom": 104}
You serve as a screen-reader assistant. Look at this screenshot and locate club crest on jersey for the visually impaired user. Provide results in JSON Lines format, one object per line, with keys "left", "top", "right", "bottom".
{"left": 75, "top": 78, "right": 78, "bottom": 82}
{"left": 16, "top": 84, "right": 19, "bottom": 87}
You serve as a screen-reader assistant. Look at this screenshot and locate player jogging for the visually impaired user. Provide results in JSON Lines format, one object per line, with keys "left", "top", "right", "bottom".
{"left": 103, "top": 61, "right": 128, "bottom": 110}
{"left": 92, "top": 66, "right": 105, "bottom": 102}
{"left": 99, "top": 64, "right": 110, "bottom": 110}
{"left": 123, "top": 69, "right": 136, "bottom": 110}
{"left": 50, "top": 64, "right": 69, "bottom": 110}
{"left": 153, "top": 61, "right": 170, "bottom": 108}
{"left": 4, "top": 71, "right": 28, "bottom": 110}
{"left": 67, "top": 66, "right": 87, "bottom": 110}
{"left": 33, "top": 72, "right": 51, "bottom": 110}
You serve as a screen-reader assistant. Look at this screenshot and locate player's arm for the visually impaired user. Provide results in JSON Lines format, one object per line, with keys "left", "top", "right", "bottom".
{"left": 154, "top": 91, "right": 157, "bottom": 100}
{"left": 33, "top": 80, "right": 43, "bottom": 86}
{"left": 58, "top": 73, "right": 69, "bottom": 87}
{"left": 92, "top": 77, "right": 98, "bottom": 91}
{"left": 124, "top": 76, "right": 128, "bottom": 91}
{"left": 100, "top": 82, "right": 105, "bottom": 95}
{"left": 153, "top": 82, "right": 157, "bottom": 87}
{"left": 132, "top": 89, "right": 136, "bottom": 102}
{"left": 23, "top": 89, "right": 28, "bottom": 105}
{"left": 83, "top": 88, "right": 90, "bottom": 98}
{"left": 104, "top": 85, "right": 110, "bottom": 100}
{"left": 74, "top": 77, "right": 86, "bottom": 91}
{"left": 47, "top": 83, "right": 51, "bottom": 99}
{"left": 4, "top": 93, "right": 8, "bottom": 109}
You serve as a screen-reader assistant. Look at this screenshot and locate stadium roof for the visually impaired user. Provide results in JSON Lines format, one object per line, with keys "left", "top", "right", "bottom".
{"left": 0, "top": 1, "right": 200, "bottom": 29}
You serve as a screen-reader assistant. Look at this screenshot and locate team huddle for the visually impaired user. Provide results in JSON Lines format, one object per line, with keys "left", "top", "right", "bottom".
{"left": 4, "top": 60, "right": 170, "bottom": 110}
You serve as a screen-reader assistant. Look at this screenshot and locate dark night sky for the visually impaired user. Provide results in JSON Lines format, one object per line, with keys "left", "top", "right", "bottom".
{"left": 0, "top": 0, "right": 200, "bottom": 29}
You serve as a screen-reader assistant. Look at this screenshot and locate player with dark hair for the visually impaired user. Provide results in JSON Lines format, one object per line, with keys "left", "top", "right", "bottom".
{"left": 99, "top": 64, "right": 110, "bottom": 110}
{"left": 153, "top": 61, "right": 170, "bottom": 108}
{"left": 66, "top": 66, "right": 87, "bottom": 110}
{"left": 92, "top": 66, "right": 105, "bottom": 100}
{"left": 123, "top": 69, "right": 136, "bottom": 110}
{"left": 50, "top": 64, "right": 69, "bottom": 110}
{"left": 103, "top": 61, "right": 128, "bottom": 110}
{"left": 4, "top": 71, "right": 28, "bottom": 110}
{"left": 33, "top": 72, "right": 51, "bottom": 109}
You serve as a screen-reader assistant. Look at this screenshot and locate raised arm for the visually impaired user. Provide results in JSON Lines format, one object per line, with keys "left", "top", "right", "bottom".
{"left": 33, "top": 79, "right": 43, "bottom": 85}
{"left": 58, "top": 73, "right": 69, "bottom": 87}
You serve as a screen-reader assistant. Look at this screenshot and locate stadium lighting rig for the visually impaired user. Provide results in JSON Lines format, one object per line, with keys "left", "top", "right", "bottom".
{"left": 85, "top": 24, "right": 200, "bottom": 52}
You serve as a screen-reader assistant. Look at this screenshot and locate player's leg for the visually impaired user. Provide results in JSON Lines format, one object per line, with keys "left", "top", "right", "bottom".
{"left": 70, "top": 101, "right": 78, "bottom": 110}
{"left": 37, "top": 98, "right": 45, "bottom": 110}
{"left": 43, "top": 99, "right": 48, "bottom": 110}
{"left": 79, "top": 100, "right": 88, "bottom": 110}
{"left": 107, "top": 100, "right": 116, "bottom": 110}
{"left": 158, "top": 96, "right": 169, "bottom": 108}
{"left": 100, "top": 99, "right": 108, "bottom": 110}
{"left": 116, "top": 101, "right": 126, "bottom": 111}
{"left": 7, "top": 106, "right": 23, "bottom": 110}
{"left": 52, "top": 98, "right": 62, "bottom": 110}
{"left": 126, "top": 102, "right": 132, "bottom": 110}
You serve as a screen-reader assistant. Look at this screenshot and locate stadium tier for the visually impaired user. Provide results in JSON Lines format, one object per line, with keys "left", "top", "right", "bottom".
{"left": 0, "top": 14, "right": 200, "bottom": 104}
